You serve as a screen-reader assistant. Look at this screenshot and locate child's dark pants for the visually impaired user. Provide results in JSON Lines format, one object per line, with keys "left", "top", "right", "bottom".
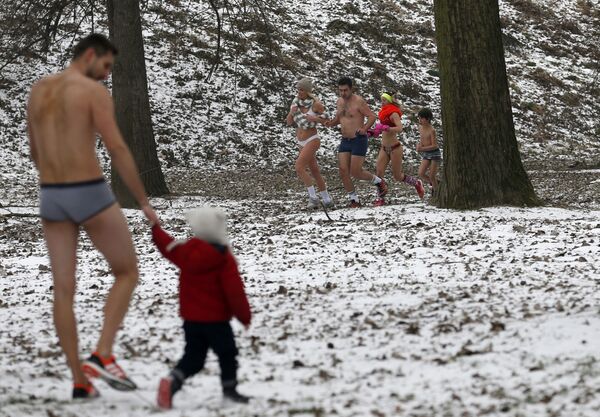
{"left": 172, "top": 321, "right": 239, "bottom": 389}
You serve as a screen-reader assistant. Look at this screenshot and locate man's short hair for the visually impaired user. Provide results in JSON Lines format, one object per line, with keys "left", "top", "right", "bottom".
{"left": 338, "top": 77, "right": 353, "bottom": 88}
{"left": 418, "top": 107, "right": 433, "bottom": 121}
{"left": 73, "top": 33, "right": 118, "bottom": 59}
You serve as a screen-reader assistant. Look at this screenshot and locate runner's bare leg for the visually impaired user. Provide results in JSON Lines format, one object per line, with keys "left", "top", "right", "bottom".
{"left": 350, "top": 156, "right": 374, "bottom": 181}
{"left": 308, "top": 154, "right": 327, "bottom": 192}
{"left": 83, "top": 204, "right": 138, "bottom": 358}
{"left": 338, "top": 152, "right": 354, "bottom": 192}
{"left": 375, "top": 148, "right": 390, "bottom": 179}
{"left": 44, "top": 220, "right": 87, "bottom": 385}
{"left": 390, "top": 146, "right": 406, "bottom": 182}
{"left": 295, "top": 140, "right": 321, "bottom": 187}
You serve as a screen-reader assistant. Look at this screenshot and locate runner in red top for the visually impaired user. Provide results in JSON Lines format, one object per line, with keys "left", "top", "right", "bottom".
{"left": 373, "top": 92, "right": 424, "bottom": 205}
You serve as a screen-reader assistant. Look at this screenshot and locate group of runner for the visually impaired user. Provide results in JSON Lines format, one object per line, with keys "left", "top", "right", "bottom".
{"left": 24, "top": 32, "right": 443, "bottom": 406}
{"left": 286, "top": 77, "right": 442, "bottom": 208}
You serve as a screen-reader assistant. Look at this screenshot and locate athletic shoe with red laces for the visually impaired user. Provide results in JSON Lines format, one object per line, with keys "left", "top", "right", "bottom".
{"left": 82, "top": 352, "right": 137, "bottom": 391}
{"left": 376, "top": 178, "right": 388, "bottom": 198}
{"left": 349, "top": 200, "right": 361, "bottom": 208}
{"left": 72, "top": 381, "right": 100, "bottom": 400}
{"left": 415, "top": 180, "right": 425, "bottom": 199}
{"left": 374, "top": 197, "right": 385, "bottom": 207}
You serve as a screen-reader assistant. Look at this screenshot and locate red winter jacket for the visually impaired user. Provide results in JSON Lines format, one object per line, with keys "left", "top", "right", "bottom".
{"left": 151, "top": 225, "right": 251, "bottom": 325}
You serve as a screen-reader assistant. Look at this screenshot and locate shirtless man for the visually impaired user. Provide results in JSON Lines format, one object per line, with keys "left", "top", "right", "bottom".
{"left": 27, "top": 33, "right": 159, "bottom": 399}
{"left": 320, "top": 77, "right": 387, "bottom": 207}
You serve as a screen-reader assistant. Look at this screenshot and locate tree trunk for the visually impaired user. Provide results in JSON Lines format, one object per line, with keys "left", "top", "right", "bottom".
{"left": 107, "top": 0, "right": 168, "bottom": 208}
{"left": 433, "top": 0, "right": 539, "bottom": 209}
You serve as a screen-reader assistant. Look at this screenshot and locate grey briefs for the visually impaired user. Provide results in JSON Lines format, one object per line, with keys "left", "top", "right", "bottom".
{"left": 40, "top": 178, "right": 116, "bottom": 224}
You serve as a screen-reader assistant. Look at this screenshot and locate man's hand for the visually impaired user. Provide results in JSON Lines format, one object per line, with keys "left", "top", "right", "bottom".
{"left": 356, "top": 126, "right": 368, "bottom": 136}
{"left": 142, "top": 204, "right": 160, "bottom": 226}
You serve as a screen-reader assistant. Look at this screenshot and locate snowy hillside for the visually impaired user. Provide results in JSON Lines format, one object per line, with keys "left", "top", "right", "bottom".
{"left": 0, "top": 0, "right": 599, "bottom": 178}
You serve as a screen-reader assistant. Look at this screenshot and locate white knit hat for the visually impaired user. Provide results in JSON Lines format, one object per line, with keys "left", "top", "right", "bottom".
{"left": 296, "top": 77, "right": 313, "bottom": 93}
{"left": 185, "top": 207, "right": 229, "bottom": 246}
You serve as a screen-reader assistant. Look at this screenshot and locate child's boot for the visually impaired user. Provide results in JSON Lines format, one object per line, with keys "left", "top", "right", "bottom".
{"left": 157, "top": 370, "right": 184, "bottom": 409}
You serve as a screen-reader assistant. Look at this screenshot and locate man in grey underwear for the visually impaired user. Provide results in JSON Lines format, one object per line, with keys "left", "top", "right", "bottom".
{"left": 27, "top": 33, "right": 159, "bottom": 399}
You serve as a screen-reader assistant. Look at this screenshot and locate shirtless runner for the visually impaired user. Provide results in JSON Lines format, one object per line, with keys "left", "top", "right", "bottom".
{"left": 27, "top": 33, "right": 159, "bottom": 399}
{"left": 311, "top": 77, "right": 387, "bottom": 207}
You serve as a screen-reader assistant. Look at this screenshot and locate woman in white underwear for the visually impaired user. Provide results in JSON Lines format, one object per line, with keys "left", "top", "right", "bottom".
{"left": 285, "top": 78, "right": 334, "bottom": 209}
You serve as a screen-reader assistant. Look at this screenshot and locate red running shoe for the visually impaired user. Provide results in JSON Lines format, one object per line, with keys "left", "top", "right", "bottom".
{"left": 72, "top": 381, "right": 100, "bottom": 400}
{"left": 374, "top": 197, "right": 385, "bottom": 207}
{"left": 415, "top": 180, "right": 425, "bottom": 199}
{"left": 82, "top": 352, "right": 137, "bottom": 391}
{"left": 349, "top": 200, "right": 362, "bottom": 208}
{"left": 376, "top": 178, "right": 388, "bottom": 198}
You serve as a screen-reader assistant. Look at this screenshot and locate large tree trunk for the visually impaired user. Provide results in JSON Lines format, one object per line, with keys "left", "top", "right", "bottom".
{"left": 107, "top": 0, "right": 168, "bottom": 208}
{"left": 433, "top": 0, "right": 539, "bottom": 209}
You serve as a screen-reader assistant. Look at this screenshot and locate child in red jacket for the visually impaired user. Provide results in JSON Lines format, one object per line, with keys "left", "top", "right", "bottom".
{"left": 151, "top": 207, "right": 252, "bottom": 409}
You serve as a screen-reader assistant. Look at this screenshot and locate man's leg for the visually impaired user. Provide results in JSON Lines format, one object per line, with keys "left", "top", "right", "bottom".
{"left": 349, "top": 155, "right": 375, "bottom": 181}
{"left": 82, "top": 204, "right": 138, "bottom": 357}
{"left": 338, "top": 152, "right": 354, "bottom": 193}
{"left": 43, "top": 220, "right": 85, "bottom": 385}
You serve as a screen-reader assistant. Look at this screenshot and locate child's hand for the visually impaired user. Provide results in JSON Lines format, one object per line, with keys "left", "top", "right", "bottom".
{"left": 416, "top": 143, "right": 422, "bottom": 152}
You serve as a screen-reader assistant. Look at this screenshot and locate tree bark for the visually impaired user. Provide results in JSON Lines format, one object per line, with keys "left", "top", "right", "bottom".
{"left": 107, "top": 0, "right": 168, "bottom": 208}
{"left": 433, "top": 0, "right": 539, "bottom": 209}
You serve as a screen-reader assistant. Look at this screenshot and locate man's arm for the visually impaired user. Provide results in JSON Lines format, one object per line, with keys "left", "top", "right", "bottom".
{"left": 326, "top": 99, "right": 343, "bottom": 127}
{"left": 91, "top": 85, "right": 157, "bottom": 221}
{"left": 358, "top": 99, "right": 376, "bottom": 134}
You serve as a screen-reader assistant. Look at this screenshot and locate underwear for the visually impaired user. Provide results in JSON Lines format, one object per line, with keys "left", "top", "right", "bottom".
{"left": 40, "top": 178, "right": 116, "bottom": 224}
{"left": 338, "top": 134, "right": 368, "bottom": 157}
{"left": 421, "top": 148, "right": 442, "bottom": 161}
{"left": 381, "top": 142, "right": 401, "bottom": 156}
{"left": 297, "top": 134, "right": 320, "bottom": 147}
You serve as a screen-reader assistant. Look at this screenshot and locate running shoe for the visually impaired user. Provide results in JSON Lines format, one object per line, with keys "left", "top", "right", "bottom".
{"left": 82, "top": 352, "right": 137, "bottom": 391}
{"left": 376, "top": 178, "right": 388, "bottom": 198}
{"left": 72, "top": 381, "right": 99, "bottom": 400}
{"left": 322, "top": 199, "right": 335, "bottom": 210}
{"left": 374, "top": 197, "right": 385, "bottom": 207}
{"left": 415, "top": 180, "right": 425, "bottom": 199}
{"left": 349, "top": 200, "right": 361, "bottom": 208}
{"left": 307, "top": 197, "right": 320, "bottom": 210}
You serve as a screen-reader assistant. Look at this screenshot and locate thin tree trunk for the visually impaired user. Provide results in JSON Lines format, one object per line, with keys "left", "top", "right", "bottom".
{"left": 433, "top": 0, "right": 539, "bottom": 209}
{"left": 107, "top": 0, "right": 168, "bottom": 208}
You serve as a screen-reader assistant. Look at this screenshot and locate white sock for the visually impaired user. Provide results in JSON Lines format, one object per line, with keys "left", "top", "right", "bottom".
{"left": 320, "top": 190, "right": 332, "bottom": 203}
{"left": 348, "top": 191, "right": 359, "bottom": 202}
{"left": 372, "top": 175, "right": 382, "bottom": 185}
{"left": 307, "top": 186, "right": 317, "bottom": 199}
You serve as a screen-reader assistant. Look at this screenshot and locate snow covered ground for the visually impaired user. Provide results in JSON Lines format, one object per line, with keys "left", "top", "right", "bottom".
{"left": 1, "top": 188, "right": 600, "bottom": 416}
